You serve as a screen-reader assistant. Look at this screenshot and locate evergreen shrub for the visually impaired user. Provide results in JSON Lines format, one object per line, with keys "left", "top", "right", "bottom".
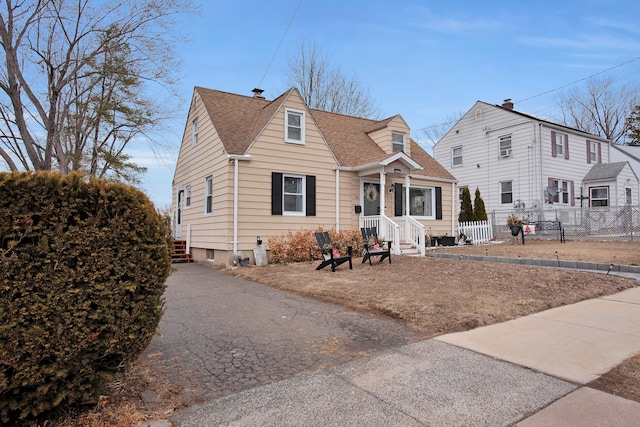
{"left": 0, "top": 172, "right": 172, "bottom": 423}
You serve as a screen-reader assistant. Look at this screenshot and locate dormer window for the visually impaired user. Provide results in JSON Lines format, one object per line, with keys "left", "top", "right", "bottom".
{"left": 392, "top": 132, "right": 405, "bottom": 153}
{"left": 285, "top": 109, "right": 305, "bottom": 144}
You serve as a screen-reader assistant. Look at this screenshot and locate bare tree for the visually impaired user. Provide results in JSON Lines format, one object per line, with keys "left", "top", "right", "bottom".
{"left": 418, "top": 112, "right": 464, "bottom": 148}
{"left": 286, "top": 41, "right": 381, "bottom": 118}
{"left": 557, "top": 77, "right": 638, "bottom": 143}
{"left": 0, "top": 0, "right": 195, "bottom": 181}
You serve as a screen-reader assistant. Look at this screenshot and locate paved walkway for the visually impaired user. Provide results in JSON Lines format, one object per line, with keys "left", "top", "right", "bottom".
{"left": 150, "top": 263, "right": 640, "bottom": 426}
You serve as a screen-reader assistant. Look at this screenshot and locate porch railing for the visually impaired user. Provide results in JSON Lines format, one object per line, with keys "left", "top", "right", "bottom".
{"left": 360, "top": 215, "right": 425, "bottom": 256}
{"left": 359, "top": 215, "right": 401, "bottom": 255}
{"left": 394, "top": 215, "right": 425, "bottom": 256}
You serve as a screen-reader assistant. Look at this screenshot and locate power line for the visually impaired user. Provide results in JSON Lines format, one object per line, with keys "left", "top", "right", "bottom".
{"left": 416, "top": 56, "right": 640, "bottom": 133}
{"left": 256, "top": 0, "right": 303, "bottom": 89}
{"left": 515, "top": 56, "right": 640, "bottom": 104}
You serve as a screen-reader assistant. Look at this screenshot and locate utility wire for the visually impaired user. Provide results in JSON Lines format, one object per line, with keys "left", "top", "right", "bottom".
{"left": 515, "top": 56, "right": 640, "bottom": 104}
{"left": 416, "top": 56, "right": 640, "bottom": 133}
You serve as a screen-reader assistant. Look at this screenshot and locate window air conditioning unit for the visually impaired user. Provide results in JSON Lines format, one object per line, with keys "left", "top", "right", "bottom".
{"left": 500, "top": 149, "right": 511, "bottom": 158}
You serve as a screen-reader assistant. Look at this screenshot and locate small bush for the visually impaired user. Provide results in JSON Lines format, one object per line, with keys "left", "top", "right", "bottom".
{"left": 267, "top": 227, "right": 364, "bottom": 264}
{"left": 0, "top": 172, "right": 172, "bottom": 424}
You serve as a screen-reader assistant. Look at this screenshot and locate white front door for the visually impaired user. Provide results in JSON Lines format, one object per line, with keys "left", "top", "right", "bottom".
{"left": 176, "top": 189, "right": 184, "bottom": 239}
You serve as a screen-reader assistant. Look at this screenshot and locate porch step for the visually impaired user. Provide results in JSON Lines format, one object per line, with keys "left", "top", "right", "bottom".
{"left": 172, "top": 240, "right": 193, "bottom": 263}
{"left": 398, "top": 242, "right": 422, "bottom": 256}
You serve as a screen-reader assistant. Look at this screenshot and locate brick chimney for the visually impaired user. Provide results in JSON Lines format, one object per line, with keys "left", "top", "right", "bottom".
{"left": 502, "top": 98, "right": 514, "bottom": 110}
{"left": 252, "top": 88, "right": 265, "bottom": 99}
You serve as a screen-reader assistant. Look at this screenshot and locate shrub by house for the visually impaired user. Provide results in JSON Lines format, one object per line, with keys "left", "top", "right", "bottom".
{"left": 0, "top": 172, "right": 172, "bottom": 423}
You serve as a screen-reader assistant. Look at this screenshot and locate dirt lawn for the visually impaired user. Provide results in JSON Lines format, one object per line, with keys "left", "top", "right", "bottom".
{"left": 50, "top": 239, "right": 640, "bottom": 425}
{"left": 227, "top": 238, "right": 640, "bottom": 407}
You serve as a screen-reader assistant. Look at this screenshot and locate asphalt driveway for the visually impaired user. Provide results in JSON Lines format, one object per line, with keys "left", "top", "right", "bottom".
{"left": 140, "top": 263, "right": 427, "bottom": 406}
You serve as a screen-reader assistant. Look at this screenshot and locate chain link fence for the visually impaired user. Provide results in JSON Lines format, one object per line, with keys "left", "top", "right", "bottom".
{"left": 490, "top": 205, "right": 640, "bottom": 241}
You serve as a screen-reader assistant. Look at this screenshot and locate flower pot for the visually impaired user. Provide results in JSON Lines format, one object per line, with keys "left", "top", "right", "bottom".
{"left": 510, "top": 225, "right": 522, "bottom": 236}
{"left": 439, "top": 236, "right": 455, "bottom": 246}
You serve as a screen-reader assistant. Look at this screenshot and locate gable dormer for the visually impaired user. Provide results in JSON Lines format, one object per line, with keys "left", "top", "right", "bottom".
{"left": 365, "top": 115, "right": 411, "bottom": 157}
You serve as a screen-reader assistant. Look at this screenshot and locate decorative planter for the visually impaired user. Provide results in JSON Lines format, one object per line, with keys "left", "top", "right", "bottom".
{"left": 510, "top": 225, "right": 522, "bottom": 236}
{"left": 439, "top": 236, "right": 455, "bottom": 246}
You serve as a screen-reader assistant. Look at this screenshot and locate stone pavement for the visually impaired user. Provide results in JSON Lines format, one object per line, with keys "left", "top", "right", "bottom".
{"left": 146, "top": 263, "right": 640, "bottom": 426}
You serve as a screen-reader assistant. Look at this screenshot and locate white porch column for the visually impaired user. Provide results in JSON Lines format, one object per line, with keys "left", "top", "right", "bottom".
{"left": 379, "top": 171, "right": 386, "bottom": 215}
{"left": 405, "top": 174, "right": 410, "bottom": 215}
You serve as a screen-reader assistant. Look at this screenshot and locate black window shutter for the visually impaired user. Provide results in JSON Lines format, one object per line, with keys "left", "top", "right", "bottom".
{"left": 306, "top": 175, "right": 316, "bottom": 216}
{"left": 394, "top": 183, "right": 403, "bottom": 216}
{"left": 435, "top": 187, "right": 442, "bottom": 220}
{"left": 271, "top": 172, "right": 283, "bottom": 215}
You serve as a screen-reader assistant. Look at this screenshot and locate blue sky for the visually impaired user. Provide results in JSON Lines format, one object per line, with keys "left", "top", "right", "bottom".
{"left": 135, "top": 0, "right": 640, "bottom": 208}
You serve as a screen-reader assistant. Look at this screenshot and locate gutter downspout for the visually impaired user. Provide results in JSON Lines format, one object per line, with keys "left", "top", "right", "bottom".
{"left": 229, "top": 155, "right": 251, "bottom": 256}
{"left": 539, "top": 122, "right": 544, "bottom": 208}
{"left": 335, "top": 168, "right": 340, "bottom": 231}
{"left": 451, "top": 182, "right": 455, "bottom": 236}
{"left": 233, "top": 158, "right": 239, "bottom": 256}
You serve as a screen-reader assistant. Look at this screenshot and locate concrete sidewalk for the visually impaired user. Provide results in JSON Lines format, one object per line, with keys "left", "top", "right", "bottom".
{"left": 172, "top": 286, "right": 640, "bottom": 426}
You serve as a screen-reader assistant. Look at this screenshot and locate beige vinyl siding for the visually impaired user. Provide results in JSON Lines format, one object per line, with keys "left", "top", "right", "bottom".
{"left": 173, "top": 91, "right": 232, "bottom": 250}
{"left": 367, "top": 117, "right": 411, "bottom": 156}
{"left": 233, "top": 94, "right": 339, "bottom": 252}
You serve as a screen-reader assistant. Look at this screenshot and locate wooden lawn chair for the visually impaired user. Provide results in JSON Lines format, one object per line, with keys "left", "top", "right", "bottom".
{"left": 361, "top": 227, "right": 392, "bottom": 265}
{"left": 314, "top": 231, "right": 352, "bottom": 272}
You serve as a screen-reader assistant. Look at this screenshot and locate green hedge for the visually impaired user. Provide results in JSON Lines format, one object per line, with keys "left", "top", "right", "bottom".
{"left": 0, "top": 172, "right": 172, "bottom": 423}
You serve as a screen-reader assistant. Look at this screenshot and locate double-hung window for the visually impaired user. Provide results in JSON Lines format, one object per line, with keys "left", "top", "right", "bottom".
{"left": 185, "top": 185, "right": 191, "bottom": 208}
{"left": 192, "top": 118, "right": 198, "bottom": 147}
{"left": 205, "top": 176, "right": 213, "bottom": 215}
{"left": 590, "top": 186, "right": 608, "bottom": 207}
{"left": 552, "top": 131, "right": 569, "bottom": 159}
{"left": 587, "top": 140, "right": 601, "bottom": 164}
{"left": 500, "top": 181, "right": 513, "bottom": 204}
{"left": 551, "top": 179, "right": 570, "bottom": 204}
{"left": 283, "top": 175, "right": 304, "bottom": 215}
{"left": 499, "top": 135, "right": 512, "bottom": 158}
{"left": 285, "top": 109, "right": 304, "bottom": 144}
{"left": 392, "top": 132, "right": 405, "bottom": 153}
{"left": 452, "top": 146, "right": 463, "bottom": 166}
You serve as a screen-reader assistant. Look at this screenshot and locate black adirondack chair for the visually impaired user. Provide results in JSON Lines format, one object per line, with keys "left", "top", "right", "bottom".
{"left": 314, "top": 232, "right": 352, "bottom": 272}
{"left": 361, "top": 227, "right": 392, "bottom": 265}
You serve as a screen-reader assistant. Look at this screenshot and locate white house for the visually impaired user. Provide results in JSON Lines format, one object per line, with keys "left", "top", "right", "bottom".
{"left": 433, "top": 99, "right": 634, "bottom": 214}
{"left": 610, "top": 144, "right": 640, "bottom": 203}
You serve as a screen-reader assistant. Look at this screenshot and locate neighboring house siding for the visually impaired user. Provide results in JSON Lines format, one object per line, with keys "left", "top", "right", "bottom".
{"left": 434, "top": 102, "right": 538, "bottom": 211}
{"left": 434, "top": 101, "right": 612, "bottom": 214}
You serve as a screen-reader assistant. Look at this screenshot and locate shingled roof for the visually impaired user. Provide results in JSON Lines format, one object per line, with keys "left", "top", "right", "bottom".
{"left": 583, "top": 162, "right": 627, "bottom": 182}
{"left": 195, "top": 86, "right": 455, "bottom": 181}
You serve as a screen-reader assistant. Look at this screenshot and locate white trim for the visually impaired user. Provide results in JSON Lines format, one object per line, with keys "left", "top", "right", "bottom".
{"left": 284, "top": 108, "right": 305, "bottom": 144}
{"left": 282, "top": 174, "right": 306, "bottom": 215}
{"left": 204, "top": 175, "right": 213, "bottom": 216}
{"left": 452, "top": 146, "right": 463, "bottom": 166}
{"left": 192, "top": 117, "right": 198, "bottom": 147}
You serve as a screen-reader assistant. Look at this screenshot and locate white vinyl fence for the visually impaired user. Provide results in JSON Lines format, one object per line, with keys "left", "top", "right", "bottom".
{"left": 458, "top": 220, "right": 493, "bottom": 245}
